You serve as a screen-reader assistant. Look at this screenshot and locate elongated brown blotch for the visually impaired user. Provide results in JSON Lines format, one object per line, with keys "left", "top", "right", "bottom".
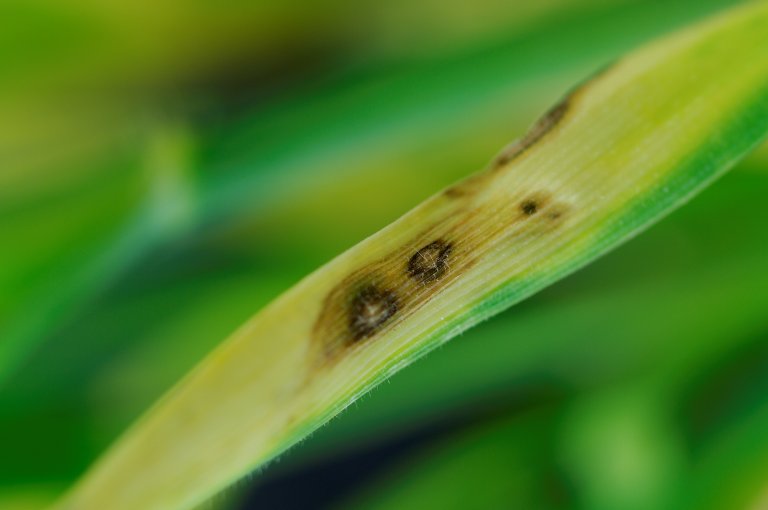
{"left": 442, "top": 95, "right": 570, "bottom": 199}
{"left": 309, "top": 63, "right": 613, "bottom": 362}
{"left": 311, "top": 193, "right": 571, "bottom": 363}
{"left": 444, "top": 61, "right": 614, "bottom": 199}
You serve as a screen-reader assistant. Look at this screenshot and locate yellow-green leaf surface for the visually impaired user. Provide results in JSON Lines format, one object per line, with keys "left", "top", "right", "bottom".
{"left": 55, "top": 3, "right": 768, "bottom": 509}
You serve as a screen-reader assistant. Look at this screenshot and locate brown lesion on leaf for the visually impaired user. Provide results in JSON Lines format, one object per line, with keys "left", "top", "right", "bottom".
{"left": 546, "top": 203, "right": 569, "bottom": 222}
{"left": 312, "top": 228, "right": 463, "bottom": 364}
{"left": 520, "top": 198, "right": 540, "bottom": 216}
{"left": 442, "top": 172, "right": 492, "bottom": 199}
{"left": 490, "top": 61, "right": 615, "bottom": 173}
{"left": 513, "top": 191, "right": 550, "bottom": 218}
{"left": 407, "top": 240, "right": 453, "bottom": 284}
{"left": 311, "top": 186, "right": 577, "bottom": 364}
{"left": 492, "top": 100, "right": 570, "bottom": 170}
{"left": 513, "top": 191, "right": 572, "bottom": 229}
{"left": 311, "top": 186, "right": 575, "bottom": 366}
{"left": 348, "top": 284, "right": 399, "bottom": 341}
{"left": 443, "top": 185, "right": 469, "bottom": 199}
{"left": 310, "top": 63, "right": 611, "bottom": 364}
{"left": 443, "top": 64, "right": 612, "bottom": 199}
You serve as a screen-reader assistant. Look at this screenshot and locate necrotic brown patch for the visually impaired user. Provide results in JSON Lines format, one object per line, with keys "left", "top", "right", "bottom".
{"left": 490, "top": 62, "right": 615, "bottom": 173}
{"left": 305, "top": 62, "right": 618, "bottom": 366}
{"left": 521, "top": 100, "right": 569, "bottom": 150}
{"left": 348, "top": 284, "right": 399, "bottom": 341}
{"left": 407, "top": 240, "right": 453, "bottom": 283}
{"left": 491, "top": 99, "right": 570, "bottom": 170}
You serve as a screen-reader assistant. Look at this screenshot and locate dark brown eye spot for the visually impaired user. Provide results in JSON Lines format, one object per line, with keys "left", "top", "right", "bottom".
{"left": 407, "top": 240, "right": 453, "bottom": 284}
{"left": 349, "top": 284, "right": 399, "bottom": 341}
{"left": 520, "top": 199, "right": 539, "bottom": 216}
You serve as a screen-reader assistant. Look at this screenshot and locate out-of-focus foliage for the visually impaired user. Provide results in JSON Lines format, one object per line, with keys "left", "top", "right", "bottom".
{"left": 2, "top": 1, "right": 768, "bottom": 509}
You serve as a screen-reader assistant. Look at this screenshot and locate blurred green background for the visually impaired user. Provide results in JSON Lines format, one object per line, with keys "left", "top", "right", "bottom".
{"left": 2, "top": 0, "right": 768, "bottom": 509}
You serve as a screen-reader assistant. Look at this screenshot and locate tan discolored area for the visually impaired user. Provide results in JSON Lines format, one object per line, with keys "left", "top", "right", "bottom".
{"left": 310, "top": 61, "right": 599, "bottom": 364}
{"left": 312, "top": 186, "right": 572, "bottom": 363}
{"left": 310, "top": 220, "right": 462, "bottom": 363}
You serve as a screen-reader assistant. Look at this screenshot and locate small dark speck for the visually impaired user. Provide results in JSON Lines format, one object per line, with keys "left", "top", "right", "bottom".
{"left": 520, "top": 199, "right": 539, "bottom": 216}
{"left": 349, "top": 284, "right": 398, "bottom": 341}
{"left": 407, "top": 240, "right": 453, "bottom": 284}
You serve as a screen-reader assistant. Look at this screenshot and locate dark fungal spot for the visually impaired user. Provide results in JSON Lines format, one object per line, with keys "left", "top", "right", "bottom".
{"left": 407, "top": 240, "right": 453, "bottom": 284}
{"left": 520, "top": 199, "right": 539, "bottom": 216}
{"left": 348, "top": 284, "right": 399, "bottom": 341}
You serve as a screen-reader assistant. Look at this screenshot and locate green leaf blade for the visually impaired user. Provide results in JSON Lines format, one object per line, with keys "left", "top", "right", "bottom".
{"left": 54, "top": 2, "right": 768, "bottom": 509}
